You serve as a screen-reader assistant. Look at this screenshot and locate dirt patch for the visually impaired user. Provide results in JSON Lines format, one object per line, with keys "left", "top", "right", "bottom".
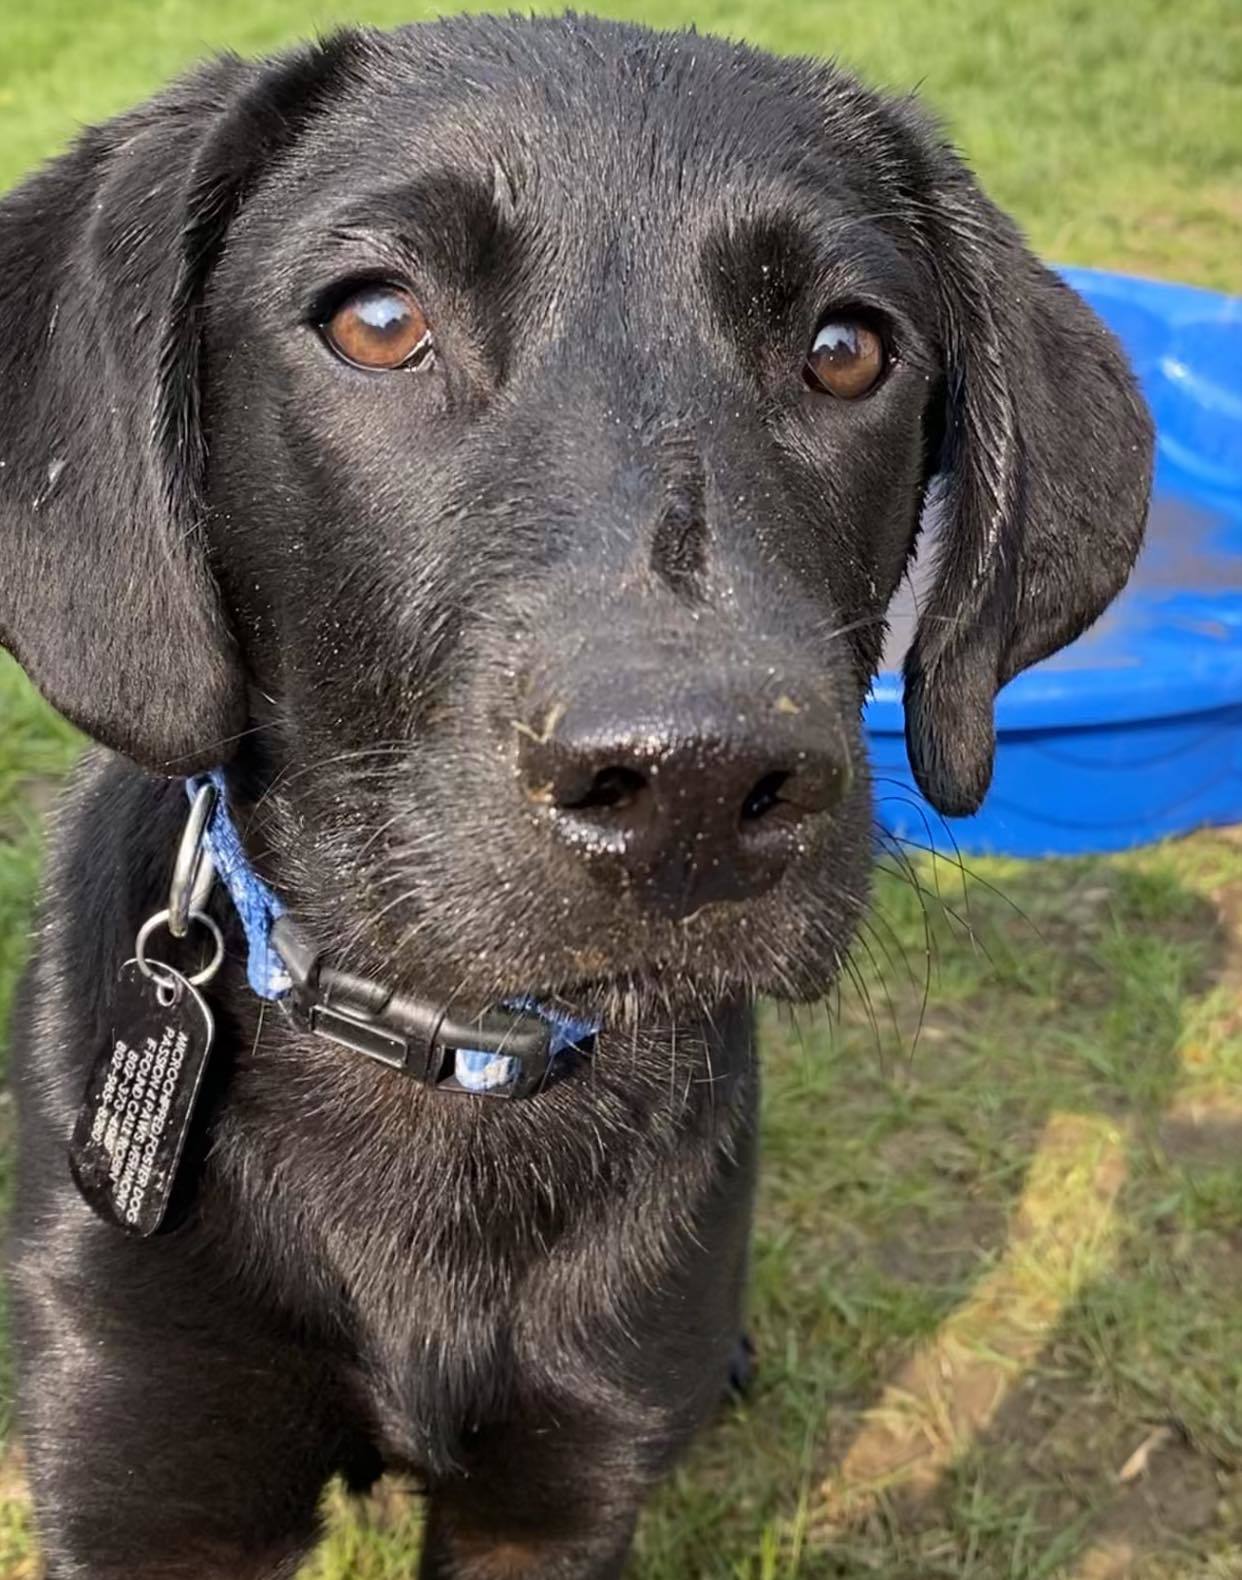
{"left": 1086, "top": 1439, "right": 1233, "bottom": 1555}
{"left": 0, "top": 1447, "right": 26, "bottom": 1508}
{"left": 1158, "top": 1105, "right": 1242, "bottom": 1169}
{"left": 869, "top": 1197, "right": 1008, "bottom": 1288}
{"left": 0, "top": 776, "right": 59, "bottom": 846}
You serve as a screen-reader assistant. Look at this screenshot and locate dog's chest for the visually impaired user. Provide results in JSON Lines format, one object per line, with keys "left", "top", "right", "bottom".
{"left": 212, "top": 1035, "right": 753, "bottom": 1475}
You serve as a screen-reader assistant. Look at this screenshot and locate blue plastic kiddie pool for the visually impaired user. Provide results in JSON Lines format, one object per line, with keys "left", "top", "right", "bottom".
{"left": 867, "top": 266, "right": 1242, "bottom": 858}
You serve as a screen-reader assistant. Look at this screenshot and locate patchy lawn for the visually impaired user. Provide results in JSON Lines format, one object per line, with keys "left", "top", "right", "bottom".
{"left": 0, "top": 0, "right": 1239, "bottom": 1575}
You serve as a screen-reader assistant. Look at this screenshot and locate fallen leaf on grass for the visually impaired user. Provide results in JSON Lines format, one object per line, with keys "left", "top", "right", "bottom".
{"left": 1117, "top": 1424, "right": 1177, "bottom": 1484}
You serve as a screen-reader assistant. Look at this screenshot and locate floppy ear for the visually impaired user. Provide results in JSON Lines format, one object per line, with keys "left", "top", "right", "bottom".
{"left": 901, "top": 148, "right": 1154, "bottom": 816}
{"left": 0, "top": 38, "right": 358, "bottom": 772}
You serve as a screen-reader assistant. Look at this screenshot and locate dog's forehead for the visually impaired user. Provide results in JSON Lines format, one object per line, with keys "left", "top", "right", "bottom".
{"left": 267, "top": 20, "right": 884, "bottom": 243}
{"left": 360, "top": 18, "right": 844, "bottom": 161}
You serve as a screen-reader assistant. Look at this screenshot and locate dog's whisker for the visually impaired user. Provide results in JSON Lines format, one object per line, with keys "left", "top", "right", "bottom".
{"left": 846, "top": 924, "right": 904, "bottom": 1046}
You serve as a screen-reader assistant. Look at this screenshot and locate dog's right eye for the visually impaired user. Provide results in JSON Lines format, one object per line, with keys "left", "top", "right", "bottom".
{"left": 804, "top": 316, "right": 887, "bottom": 399}
{"left": 320, "top": 286, "right": 433, "bottom": 371}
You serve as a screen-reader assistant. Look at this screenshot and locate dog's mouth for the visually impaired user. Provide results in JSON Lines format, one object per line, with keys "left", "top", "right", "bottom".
{"left": 319, "top": 854, "right": 849, "bottom": 1029}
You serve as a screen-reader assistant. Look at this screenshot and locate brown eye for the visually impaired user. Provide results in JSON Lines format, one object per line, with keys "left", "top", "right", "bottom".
{"left": 804, "top": 317, "right": 887, "bottom": 399}
{"left": 321, "top": 286, "right": 432, "bottom": 371}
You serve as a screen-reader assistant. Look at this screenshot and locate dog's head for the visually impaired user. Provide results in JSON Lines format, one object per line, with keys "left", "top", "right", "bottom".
{"left": 0, "top": 17, "right": 1151, "bottom": 1016}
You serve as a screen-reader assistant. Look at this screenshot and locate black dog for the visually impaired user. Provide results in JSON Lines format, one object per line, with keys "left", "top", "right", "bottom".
{"left": 0, "top": 13, "right": 1151, "bottom": 1577}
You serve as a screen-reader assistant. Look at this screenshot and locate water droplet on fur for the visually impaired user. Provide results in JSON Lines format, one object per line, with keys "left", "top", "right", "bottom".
{"left": 32, "top": 457, "right": 67, "bottom": 510}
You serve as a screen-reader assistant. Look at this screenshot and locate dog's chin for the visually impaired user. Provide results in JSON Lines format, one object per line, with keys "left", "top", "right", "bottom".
{"left": 509, "top": 968, "right": 751, "bottom": 1028}
{"left": 375, "top": 924, "right": 846, "bottom": 1028}
{"left": 512, "top": 949, "right": 841, "bottom": 1024}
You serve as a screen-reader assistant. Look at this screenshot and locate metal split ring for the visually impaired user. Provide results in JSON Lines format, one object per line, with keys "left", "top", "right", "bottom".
{"left": 168, "top": 782, "right": 218, "bottom": 940}
{"left": 138, "top": 959, "right": 196, "bottom": 1010}
{"left": 135, "top": 908, "right": 225, "bottom": 991}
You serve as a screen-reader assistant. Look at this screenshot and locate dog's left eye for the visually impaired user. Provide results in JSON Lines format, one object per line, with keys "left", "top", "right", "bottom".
{"left": 804, "top": 317, "right": 887, "bottom": 399}
{"left": 320, "top": 286, "right": 433, "bottom": 371}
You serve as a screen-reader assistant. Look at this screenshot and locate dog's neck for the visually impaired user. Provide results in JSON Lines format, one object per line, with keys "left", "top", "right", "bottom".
{"left": 173, "top": 769, "right": 601, "bottom": 1102}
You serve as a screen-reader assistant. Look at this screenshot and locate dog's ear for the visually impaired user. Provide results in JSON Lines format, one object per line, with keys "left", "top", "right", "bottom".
{"left": 901, "top": 144, "right": 1154, "bottom": 816}
{"left": 0, "top": 38, "right": 357, "bottom": 772}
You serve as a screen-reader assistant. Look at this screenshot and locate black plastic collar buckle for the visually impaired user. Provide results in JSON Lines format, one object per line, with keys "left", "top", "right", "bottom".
{"left": 271, "top": 917, "right": 556, "bottom": 1099}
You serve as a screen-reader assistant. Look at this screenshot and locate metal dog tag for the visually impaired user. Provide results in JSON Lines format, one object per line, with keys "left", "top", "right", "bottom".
{"left": 69, "top": 960, "right": 215, "bottom": 1237}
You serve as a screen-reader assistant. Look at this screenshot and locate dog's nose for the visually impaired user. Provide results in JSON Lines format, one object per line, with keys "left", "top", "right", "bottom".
{"left": 517, "top": 674, "right": 851, "bottom": 915}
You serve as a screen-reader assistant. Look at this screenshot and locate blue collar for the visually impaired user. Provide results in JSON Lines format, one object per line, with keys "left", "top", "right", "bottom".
{"left": 186, "top": 770, "right": 597, "bottom": 1095}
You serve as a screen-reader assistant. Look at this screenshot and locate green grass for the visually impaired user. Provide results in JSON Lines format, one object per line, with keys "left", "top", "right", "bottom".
{"left": 0, "top": 0, "right": 1239, "bottom": 284}
{"left": 1, "top": 0, "right": 1240, "bottom": 1575}
{"left": 0, "top": 670, "right": 79, "bottom": 1061}
{"left": 0, "top": 665, "right": 80, "bottom": 1451}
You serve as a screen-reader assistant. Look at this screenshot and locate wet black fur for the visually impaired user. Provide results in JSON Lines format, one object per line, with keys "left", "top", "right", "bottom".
{"left": 0, "top": 14, "right": 1151, "bottom": 1577}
